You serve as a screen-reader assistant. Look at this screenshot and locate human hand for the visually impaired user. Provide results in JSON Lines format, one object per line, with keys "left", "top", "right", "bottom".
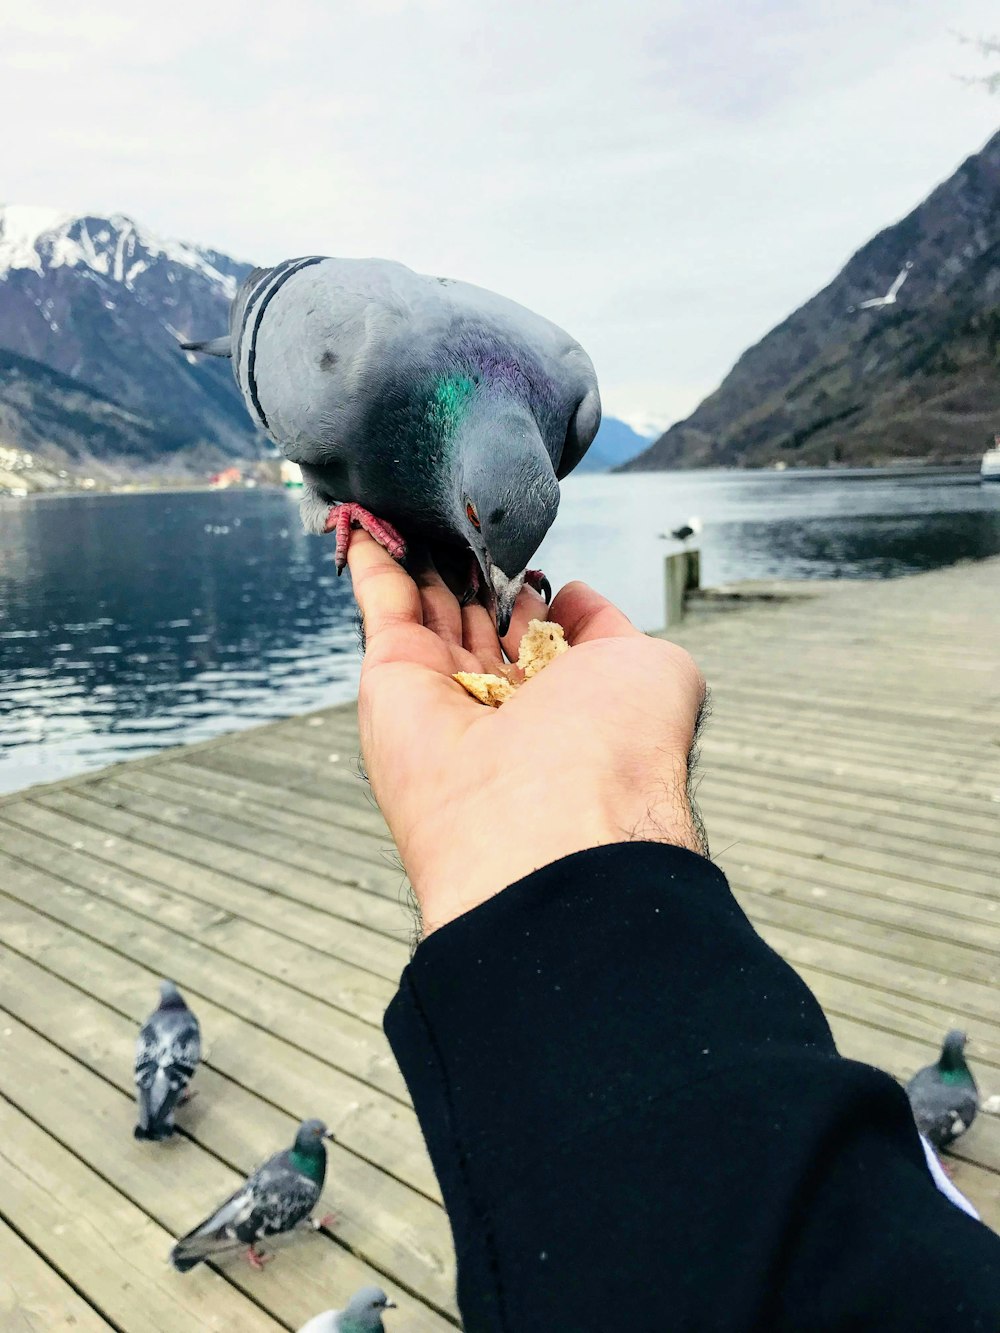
{"left": 347, "top": 533, "right": 707, "bottom": 935}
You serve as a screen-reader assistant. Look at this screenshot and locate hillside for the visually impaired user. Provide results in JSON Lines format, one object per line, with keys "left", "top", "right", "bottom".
{"left": 626, "top": 128, "right": 1000, "bottom": 471}
{"left": 0, "top": 207, "right": 257, "bottom": 465}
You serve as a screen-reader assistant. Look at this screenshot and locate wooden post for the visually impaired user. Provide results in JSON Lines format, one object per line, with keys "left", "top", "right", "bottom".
{"left": 664, "top": 549, "right": 701, "bottom": 628}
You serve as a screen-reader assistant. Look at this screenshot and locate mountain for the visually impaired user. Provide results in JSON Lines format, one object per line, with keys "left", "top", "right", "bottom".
{"left": 574, "top": 415, "right": 650, "bottom": 472}
{"left": 0, "top": 207, "right": 257, "bottom": 464}
{"left": 626, "top": 128, "right": 1000, "bottom": 471}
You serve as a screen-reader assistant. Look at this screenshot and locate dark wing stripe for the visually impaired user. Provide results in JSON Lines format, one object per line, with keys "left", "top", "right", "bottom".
{"left": 245, "top": 256, "right": 325, "bottom": 430}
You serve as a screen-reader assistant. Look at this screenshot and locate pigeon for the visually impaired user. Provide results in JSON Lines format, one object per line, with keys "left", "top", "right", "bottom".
{"left": 664, "top": 516, "right": 702, "bottom": 543}
{"left": 170, "top": 1118, "right": 333, "bottom": 1271}
{"left": 180, "top": 257, "right": 601, "bottom": 634}
{"left": 297, "top": 1285, "right": 397, "bottom": 1333}
{"left": 906, "top": 1030, "right": 979, "bottom": 1152}
{"left": 134, "top": 980, "right": 201, "bottom": 1141}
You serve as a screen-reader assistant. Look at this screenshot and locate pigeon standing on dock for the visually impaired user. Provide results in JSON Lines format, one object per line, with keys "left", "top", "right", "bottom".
{"left": 134, "top": 980, "right": 201, "bottom": 1141}
{"left": 297, "top": 1286, "right": 397, "bottom": 1333}
{"left": 170, "top": 1118, "right": 334, "bottom": 1271}
{"left": 906, "top": 1030, "right": 979, "bottom": 1152}
{"left": 180, "top": 256, "right": 601, "bottom": 634}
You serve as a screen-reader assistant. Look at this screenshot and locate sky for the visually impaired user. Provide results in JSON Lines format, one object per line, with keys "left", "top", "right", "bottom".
{"left": 1, "top": 1, "right": 998, "bottom": 435}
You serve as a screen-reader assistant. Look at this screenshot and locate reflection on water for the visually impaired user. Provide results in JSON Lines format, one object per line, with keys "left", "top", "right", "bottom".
{"left": 1, "top": 469, "right": 998, "bottom": 792}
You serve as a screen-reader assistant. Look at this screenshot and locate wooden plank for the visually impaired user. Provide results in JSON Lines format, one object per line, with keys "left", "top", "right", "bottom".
{"left": 0, "top": 802, "right": 407, "bottom": 979}
{"left": 31, "top": 788, "right": 408, "bottom": 932}
{"left": 0, "top": 1217, "right": 114, "bottom": 1333}
{"left": 0, "top": 957, "right": 458, "bottom": 1319}
{"left": 0, "top": 1094, "right": 286, "bottom": 1333}
{"left": 0, "top": 820, "right": 396, "bottom": 1028}
{"left": 79, "top": 778, "right": 408, "bottom": 904}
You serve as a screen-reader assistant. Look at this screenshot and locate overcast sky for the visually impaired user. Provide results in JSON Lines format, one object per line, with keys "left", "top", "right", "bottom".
{"left": 2, "top": 1, "right": 998, "bottom": 432}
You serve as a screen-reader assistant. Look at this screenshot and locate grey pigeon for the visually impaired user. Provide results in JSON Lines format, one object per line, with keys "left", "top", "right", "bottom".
{"left": 906, "top": 1030, "right": 979, "bottom": 1151}
{"left": 170, "top": 1118, "right": 333, "bottom": 1271}
{"left": 134, "top": 980, "right": 201, "bottom": 1141}
{"left": 181, "top": 257, "right": 601, "bottom": 633}
{"left": 297, "top": 1285, "right": 397, "bottom": 1333}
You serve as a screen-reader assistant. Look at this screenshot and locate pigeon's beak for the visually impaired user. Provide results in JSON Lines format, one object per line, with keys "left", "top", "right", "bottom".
{"left": 323, "top": 1130, "right": 335, "bottom": 1141}
{"left": 384, "top": 1300, "right": 398, "bottom": 1309}
{"left": 486, "top": 561, "right": 525, "bottom": 639}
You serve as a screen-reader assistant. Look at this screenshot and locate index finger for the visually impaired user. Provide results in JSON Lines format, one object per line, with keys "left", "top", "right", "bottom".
{"left": 345, "top": 530, "right": 423, "bottom": 639}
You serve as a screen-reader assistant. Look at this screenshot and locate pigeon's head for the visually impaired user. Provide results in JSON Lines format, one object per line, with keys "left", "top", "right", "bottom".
{"left": 295, "top": 1118, "right": 334, "bottom": 1151}
{"left": 456, "top": 400, "right": 560, "bottom": 636}
{"left": 940, "top": 1030, "right": 969, "bottom": 1069}
{"left": 343, "top": 1286, "right": 397, "bottom": 1324}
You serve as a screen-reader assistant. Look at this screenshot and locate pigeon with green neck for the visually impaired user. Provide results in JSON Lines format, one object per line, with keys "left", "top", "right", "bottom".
{"left": 906, "top": 1030, "right": 979, "bottom": 1152}
{"left": 170, "top": 1118, "right": 334, "bottom": 1271}
{"left": 180, "top": 256, "right": 601, "bottom": 634}
{"left": 296, "top": 1285, "right": 397, "bottom": 1333}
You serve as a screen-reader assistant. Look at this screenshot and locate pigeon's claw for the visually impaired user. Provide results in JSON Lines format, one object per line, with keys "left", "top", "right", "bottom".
{"left": 325, "top": 504, "right": 407, "bottom": 575}
{"left": 246, "top": 1246, "right": 272, "bottom": 1270}
{"left": 524, "top": 569, "right": 552, "bottom": 604}
{"left": 459, "top": 557, "right": 482, "bottom": 607}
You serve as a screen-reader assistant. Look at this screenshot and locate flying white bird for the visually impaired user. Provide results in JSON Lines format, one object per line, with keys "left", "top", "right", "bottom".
{"left": 849, "top": 262, "right": 913, "bottom": 312}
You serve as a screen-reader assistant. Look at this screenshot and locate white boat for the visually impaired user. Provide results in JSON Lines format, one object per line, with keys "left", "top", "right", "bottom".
{"left": 982, "top": 436, "right": 1000, "bottom": 482}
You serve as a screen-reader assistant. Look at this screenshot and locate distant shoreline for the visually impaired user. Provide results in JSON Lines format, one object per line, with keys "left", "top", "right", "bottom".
{"left": 0, "top": 458, "right": 984, "bottom": 502}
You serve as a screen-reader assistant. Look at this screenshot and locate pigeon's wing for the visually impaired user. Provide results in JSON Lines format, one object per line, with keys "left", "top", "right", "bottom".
{"left": 856, "top": 296, "right": 886, "bottom": 310}
{"left": 237, "top": 257, "right": 421, "bottom": 456}
{"left": 246, "top": 1154, "right": 322, "bottom": 1239}
{"left": 886, "top": 266, "right": 910, "bottom": 300}
{"left": 907, "top": 1069, "right": 977, "bottom": 1148}
{"left": 169, "top": 1180, "right": 259, "bottom": 1270}
{"left": 134, "top": 1006, "right": 201, "bottom": 1138}
{"left": 555, "top": 382, "right": 602, "bottom": 479}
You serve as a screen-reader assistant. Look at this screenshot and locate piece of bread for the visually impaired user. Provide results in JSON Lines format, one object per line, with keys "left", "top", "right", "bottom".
{"left": 452, "top": 620, "right": 567, "bottom": 707}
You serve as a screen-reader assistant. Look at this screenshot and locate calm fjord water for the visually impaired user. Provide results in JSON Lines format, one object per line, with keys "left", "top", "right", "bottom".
{"left": 1, "top": 468, "right": 998, "bottom": 793}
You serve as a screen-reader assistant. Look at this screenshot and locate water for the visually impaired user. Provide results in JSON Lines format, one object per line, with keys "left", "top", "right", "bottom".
{"left": 1, "top": 469, "right": 998, "bottom": 793}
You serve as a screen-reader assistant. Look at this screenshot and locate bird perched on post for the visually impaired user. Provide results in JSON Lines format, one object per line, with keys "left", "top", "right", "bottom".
{"left": 905, "top": 1030, "right": 979, "bottom": 1152}
{"left": 180, "top": 256, "right": 601, "bottom": 634}
{"left": 296, "top": 1286, "right": 397, "bottom": 1333}
{"left": 133, "top": 980, "right": 201, "bottom": 1141}
{"left": 170, "top": 1118, "right": 334, "bottom": 1271}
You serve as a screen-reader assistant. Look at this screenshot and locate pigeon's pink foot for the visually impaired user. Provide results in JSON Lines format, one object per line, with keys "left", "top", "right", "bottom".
{"left": 179, "top": 1088, "right": 197, "bottom": 1105}
{"left": 325, "top": 504, "right": 407, "bottom": 574}
{"left": 313, "top": 1211, "right": 338, "bottom": 1230}
{"left": 939, "top": 1156, "right": 956, "bottom": 1177}
{"left": 524, "top": 569, "right": 552, "bottom": 604}
{"left": 246, "top": 1246, "right": 272, "bottom": 1270}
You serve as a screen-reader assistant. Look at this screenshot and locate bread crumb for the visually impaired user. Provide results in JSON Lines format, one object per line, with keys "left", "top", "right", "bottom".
{"left": 517, "top": 619, "right": 568, "bottom": 678}
{"left": 452, "top": 620, "right": 568, "bottom": 706}
{"left": 453, "top": 672, "right": 518, "bottom": 707}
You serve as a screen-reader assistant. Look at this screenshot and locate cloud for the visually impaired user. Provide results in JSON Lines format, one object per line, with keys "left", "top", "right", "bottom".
{"left": 1, "top": 0, "right": 997, "bottom": 426}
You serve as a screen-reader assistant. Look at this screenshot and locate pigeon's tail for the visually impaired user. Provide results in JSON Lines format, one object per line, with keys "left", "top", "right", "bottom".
{"left": 169, "top": 1237, "right": 208, "bottom": 1272}
{"left": 179, "top": 335, "right": 232, "bottom": 357}
{"left": 133, "top": 1120, "right": 174, "bottom": 1142}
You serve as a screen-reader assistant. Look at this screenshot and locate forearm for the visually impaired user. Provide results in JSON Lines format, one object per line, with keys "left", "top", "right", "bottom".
{"left": 385, "top": 844, "right": 1000, "bottom": 1331}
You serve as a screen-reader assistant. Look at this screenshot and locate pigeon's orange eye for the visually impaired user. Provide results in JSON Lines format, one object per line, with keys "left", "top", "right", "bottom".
{"left": 466, "top": 502, "right": 481, "bottom": 529}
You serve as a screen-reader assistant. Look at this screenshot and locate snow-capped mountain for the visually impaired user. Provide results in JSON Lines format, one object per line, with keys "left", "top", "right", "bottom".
{"left": 0, "top": 206, "right": 255, "bottom": 462}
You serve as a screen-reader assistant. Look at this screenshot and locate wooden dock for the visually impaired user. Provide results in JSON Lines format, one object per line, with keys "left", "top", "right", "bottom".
{"left": 1, "top": 555, "right": 999, "bottom": 1330}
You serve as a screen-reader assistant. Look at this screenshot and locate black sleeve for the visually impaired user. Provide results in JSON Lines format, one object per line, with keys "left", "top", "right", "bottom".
{"left": 384, "top": 843, "right": 1000, "bottom": 1332}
